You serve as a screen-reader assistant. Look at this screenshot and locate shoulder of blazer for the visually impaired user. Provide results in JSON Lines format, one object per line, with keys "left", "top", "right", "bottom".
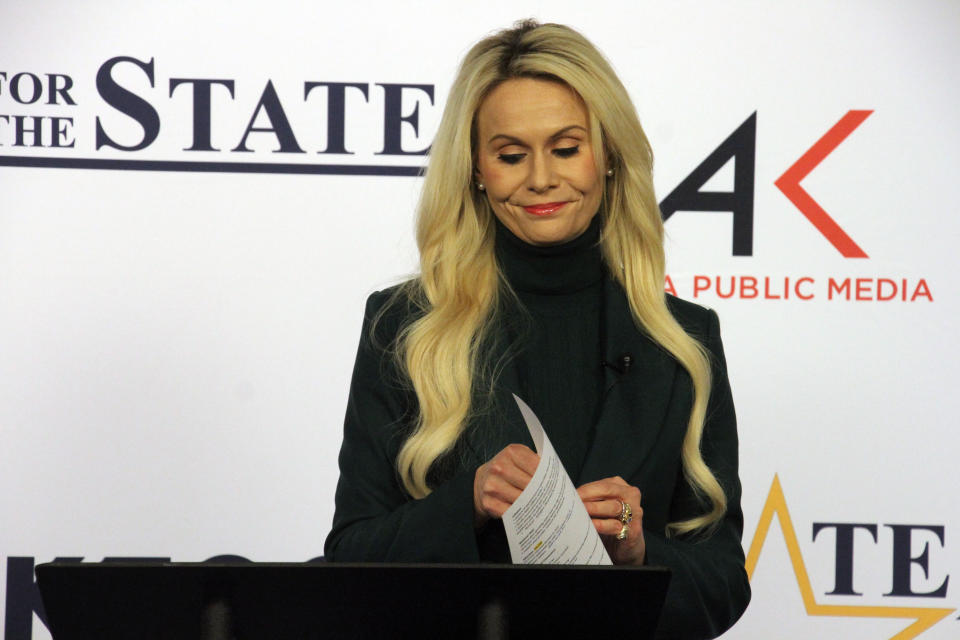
{"left": 361, "top": 280, "right": 425, "bottom": 348}
{"left": 663, "top": 295, "right": 729, "bottom": 379}
{"left": 665, "top": 293, "right": 716, "bottom": 338}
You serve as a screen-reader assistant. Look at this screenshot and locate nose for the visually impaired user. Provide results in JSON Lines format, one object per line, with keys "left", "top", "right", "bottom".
{"left": 527, "top": 151, "right": 557, "bottom": 194}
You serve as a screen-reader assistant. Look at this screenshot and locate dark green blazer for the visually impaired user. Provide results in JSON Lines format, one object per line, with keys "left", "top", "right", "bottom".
{"left": 325, "top": 277, "right": 750, "bottom": 639}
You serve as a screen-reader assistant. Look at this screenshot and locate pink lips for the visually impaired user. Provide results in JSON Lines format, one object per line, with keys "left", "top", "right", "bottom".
{"left": 522, "top": 202, "right": 567, "bottom": 216}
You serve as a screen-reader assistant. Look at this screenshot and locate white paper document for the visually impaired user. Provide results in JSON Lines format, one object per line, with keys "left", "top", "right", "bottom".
{"left": 502, "top": 394, "right": 613, "bottom": 565}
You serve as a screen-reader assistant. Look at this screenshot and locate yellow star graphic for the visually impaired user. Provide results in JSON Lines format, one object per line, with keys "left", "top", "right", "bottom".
{"left": 744, "top": 475, "right": 955, "bottom": 639}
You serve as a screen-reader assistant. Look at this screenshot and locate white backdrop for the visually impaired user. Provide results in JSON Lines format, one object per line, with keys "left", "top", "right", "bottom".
{"left": 2, "top": 1, "right": 958, "bottom": 638}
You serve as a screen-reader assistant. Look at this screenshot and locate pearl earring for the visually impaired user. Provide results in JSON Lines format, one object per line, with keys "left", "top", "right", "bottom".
{"left": 477, "top": 182, "right": 485, "bottom": 191}
{"left": 606, "top": 168, "right": 614, "bottom": 177}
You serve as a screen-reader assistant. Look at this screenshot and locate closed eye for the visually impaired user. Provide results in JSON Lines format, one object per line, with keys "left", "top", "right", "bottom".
{"left": 497, "top": 145, "right": 580, "bottom": 165}
{"left": 497, "top": 153, "right": 525, "bottom": 165}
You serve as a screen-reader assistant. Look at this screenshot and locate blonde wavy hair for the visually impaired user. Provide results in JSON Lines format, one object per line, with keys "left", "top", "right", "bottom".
{"left": 387, "top": 20, "right": 725, "bottom": 536}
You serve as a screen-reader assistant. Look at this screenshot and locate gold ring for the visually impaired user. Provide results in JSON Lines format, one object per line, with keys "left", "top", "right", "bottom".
{"left": 619, "top": 501, "right": 633, "bottom": 524}
{"left": 616, "top": 522, "right": 629, "bottom": 540}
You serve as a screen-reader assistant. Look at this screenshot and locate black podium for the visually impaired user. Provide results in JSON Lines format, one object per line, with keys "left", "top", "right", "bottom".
{"left": 36, "top": 561, "right": 670, "bottom": 639}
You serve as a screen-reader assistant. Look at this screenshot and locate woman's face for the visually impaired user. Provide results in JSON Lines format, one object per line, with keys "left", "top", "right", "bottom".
{"left": 474, "top": 77, "right": 603, "bottom": 246}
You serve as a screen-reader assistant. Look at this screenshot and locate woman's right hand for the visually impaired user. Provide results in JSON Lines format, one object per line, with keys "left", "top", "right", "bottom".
{"left": 472, "top": 444, "right": 540, "bottom": 527}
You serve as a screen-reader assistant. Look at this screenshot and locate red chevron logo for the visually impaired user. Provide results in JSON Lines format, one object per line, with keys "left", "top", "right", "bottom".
{"left": 775, "top": 110, "right": 873, "bottom": 258}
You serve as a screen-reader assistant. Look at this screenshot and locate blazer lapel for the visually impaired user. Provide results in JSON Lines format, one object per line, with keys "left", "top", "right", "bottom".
{"left": 463, "top": 329, "right": 536, "bottom": 466}
{"left": 579, "top": 278, "right": 680, "bottom": 484}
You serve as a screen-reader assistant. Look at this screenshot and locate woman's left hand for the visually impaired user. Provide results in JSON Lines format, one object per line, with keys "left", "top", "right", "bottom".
{"left": 577, "top": 476, "right": 646, "bottom": 565}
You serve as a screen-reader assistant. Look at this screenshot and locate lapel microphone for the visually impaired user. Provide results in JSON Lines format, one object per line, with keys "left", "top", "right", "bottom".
{"left": 601, "top": 353, "right": 634, "bottom": 375}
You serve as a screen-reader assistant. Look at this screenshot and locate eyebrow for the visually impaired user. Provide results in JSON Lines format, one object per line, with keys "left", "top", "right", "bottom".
{"left": 487, "top": 124, "right": 588, "bottom": 145}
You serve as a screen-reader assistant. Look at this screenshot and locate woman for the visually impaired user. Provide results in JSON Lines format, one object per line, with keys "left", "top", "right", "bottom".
{"left": 325, "top": 20, "right": 750, "bottom": 639}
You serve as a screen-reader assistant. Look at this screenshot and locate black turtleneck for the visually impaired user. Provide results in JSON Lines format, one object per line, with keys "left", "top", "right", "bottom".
{"left": 494, "top": 215, "right": 605, "bottom": 482}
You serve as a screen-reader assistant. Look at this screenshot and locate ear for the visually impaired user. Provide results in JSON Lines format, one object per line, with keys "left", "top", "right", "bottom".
{"left": 601, "top": 140, "right": 616, "bottom": 171}
{"left": 474, "top": 163, "right": 488, "bottom": 186}
{"left": 473, "top": 151, "right": 484, "bottom": 180}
